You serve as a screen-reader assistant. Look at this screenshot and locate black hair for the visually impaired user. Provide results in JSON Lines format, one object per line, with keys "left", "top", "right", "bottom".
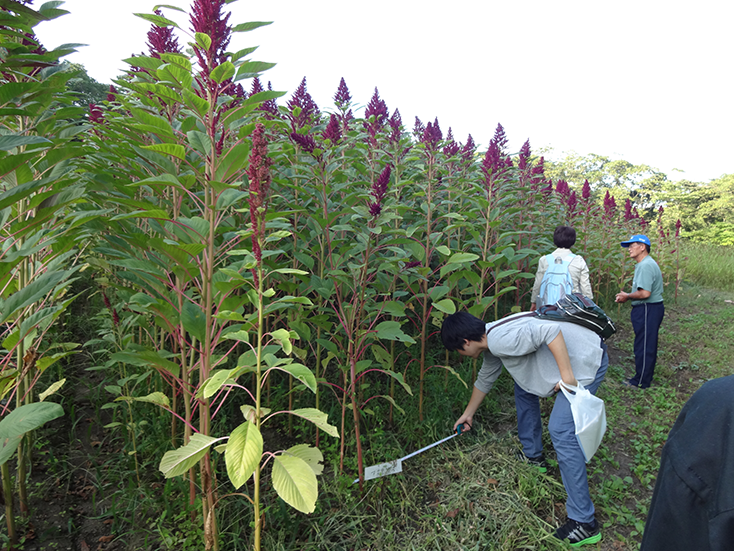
{"left": 553, "top": 225, "right": 577, "bottom": 249}
{"left": 644, "top": 244, "right": 651, "bottom": 253}
{"left": 441, "top": 311, "right": 486, "bottom": 351}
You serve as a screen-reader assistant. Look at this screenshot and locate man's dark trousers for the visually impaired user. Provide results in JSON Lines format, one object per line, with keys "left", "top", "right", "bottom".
{"left": 630, "top": 302, "right": 664, "bottom": 388}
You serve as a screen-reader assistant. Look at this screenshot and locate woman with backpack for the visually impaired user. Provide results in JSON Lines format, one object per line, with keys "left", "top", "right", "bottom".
{"left": 530, "top": 225, "right": 593, "bottom": 310}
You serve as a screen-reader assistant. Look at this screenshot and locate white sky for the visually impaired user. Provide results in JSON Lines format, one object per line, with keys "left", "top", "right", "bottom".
{"left": 35, "top": 0, "right": 733, "bottom": 183}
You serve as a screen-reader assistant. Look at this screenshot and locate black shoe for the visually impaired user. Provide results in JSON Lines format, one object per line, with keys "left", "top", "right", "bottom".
{"left": 514, "top": 449, "right": 549, "bottom": 473}
{"left": 554, "top": 517, "right": 601, "bottom": 547}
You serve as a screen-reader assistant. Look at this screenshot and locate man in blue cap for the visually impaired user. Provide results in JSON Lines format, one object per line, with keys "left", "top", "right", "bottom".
{"left": 615, "top": 234, "right": 664, "bottom": 388}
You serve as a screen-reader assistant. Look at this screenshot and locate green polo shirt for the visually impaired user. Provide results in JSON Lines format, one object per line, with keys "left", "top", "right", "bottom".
{"left": 631, "top": 255, "right": 664, "bottom": 305}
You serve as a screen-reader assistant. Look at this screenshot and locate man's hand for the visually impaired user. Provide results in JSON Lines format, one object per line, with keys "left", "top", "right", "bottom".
{"left": 615, "top": 291, "right": 629, "bottom": 303}
{"left": 554, "top": 378, "right": 579, "bottom": 393}
{"left": 454, "top": 413, "right": 473, "bottom": 433}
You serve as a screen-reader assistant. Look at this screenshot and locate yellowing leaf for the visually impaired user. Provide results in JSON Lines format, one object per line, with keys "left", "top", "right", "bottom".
{"left": 272, "top": 453, "right": 318, "bottom": 514}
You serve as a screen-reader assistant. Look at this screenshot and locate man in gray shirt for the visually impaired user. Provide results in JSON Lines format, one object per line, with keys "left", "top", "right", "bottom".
{"left": 442, "top": 311, "right": 608, "bottom": 547}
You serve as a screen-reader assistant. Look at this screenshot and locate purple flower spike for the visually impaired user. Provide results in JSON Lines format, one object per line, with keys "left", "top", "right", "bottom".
{"left": 322, "top": 113, "right": 342, "bottom": 144}
{"left": 334, "top": 77, "right": 352, "bottom": 109}
{"left": 364, "top": 88, "right": 388, "bottom": 143}
{"left": 290, "top": 132, "right": 317, "bottom": 154}
{"left": 413, "top": 117, "right": 425, "bottom": 139}
{"left": 250, "top": 76, "right": 264, "bottom": 96}
{"left": 675, "top": 219, "right": 682, "bottom": 237}
{"left": 517, "top": 140, "right": 531, "bottom": 170}
{"left": 190, "top": 0, "right": 232, "bottom": 62}
{"left": 247, "top": 123, "right": 274, "bottom": 269}
{"left": 368, "top": 165, "right": 391, "bottom": 219}
{"left": 461, "top": 134, "right": 476, "bottom": 163}
{"left": 147, "top": 9, "right": 182, "bottom": 58}
{"left": 443, "top": 128, "right": 459, "bottom": 158}
{"left": 107, "top": 85, "right": 118, "bottom": 103}
{"left": 388, "top": 109, "right": 403, "bottom": 145}
{"left": 287, "top": 77, "right": 320, "bottom": 129}
{"left": 89, "top": 103, "right": 104, "bottom": 124}
{"left": 582, "top": 180, "right": 591, "bottom": 200}
{"left": 624, "top": 199, "right": 633, "bottom": 221}
{"left": 483, "top": 123, "right": 511, "bottom": 176}
{"left": 567, "top": 190, "right": 578, "bottom": 214}
{"left": 555, "top": 179, "right": 569, "bottom": 196}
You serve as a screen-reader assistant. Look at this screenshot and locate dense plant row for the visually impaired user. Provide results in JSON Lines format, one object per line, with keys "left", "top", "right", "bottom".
{"left": 0, "top": 1, "right": 682, "bottom": 549}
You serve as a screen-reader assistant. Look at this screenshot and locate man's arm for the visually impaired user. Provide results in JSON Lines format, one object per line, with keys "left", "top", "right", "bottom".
{"left": 453, "top": 386, "right": 487, "bottom": 432}
{"left": 615, "top": 288, "right": 651, "bottom": 303}
{"left": 547, "top": 331, "right": 579, "bottom": 391}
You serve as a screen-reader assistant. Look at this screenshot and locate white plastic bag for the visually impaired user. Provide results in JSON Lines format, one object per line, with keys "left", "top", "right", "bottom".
{"left": 559, "top": 381, "right": 607, "bottom": 462}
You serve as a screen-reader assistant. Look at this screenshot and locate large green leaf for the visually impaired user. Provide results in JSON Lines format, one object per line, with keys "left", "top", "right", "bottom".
{"left": 0, "top": 135, "right": 51, "bottom": 151}
{"left": 290, "top": 408, "right": 339, "bottom": 438}
{"left": 0, "top": 402, "right": 63, "bottom": 466}
{"left": 115, "top": 392, "right": 170, "bottom": 408}
{"left": 231, "top": 21, "right": 272, "bottom": 32}
{"left": 181, "top": 301, "right": 206, "bottom": 343}
{"left": 432, "top": 298, "right": 456, "bottom": 315}
{"left": 159, "top": 433, "right": 220, "bottom": 478}
{"left": 141, "top": 143, "right": 185, "bottom": 160}
{"left": 133, "top": 12, "right": 179, "bottom": 28}
{"left": 210, "top": 61, "right": 235, "bottom": 84}
{"left": 284, "top": 444, "right": 323, "bottom": 476}
{"left": 0, "top": 269, "right": 69, "bottom": 325}
{"left": 187, "top": 130, "right": 211, "bottom": 156}
{"left": 271, "top": 453, "right": 318, "bottom": 514}
{"left": 110, "top": 350, "right": 180, "bottom": 378}
{"left": 274, "top": 363, "right": 316, "bottom": 393}
{"left": 225, "top": 421, "right": 262, "bottom": 489}
{"left": 375, "top": 321, "right": 416, "bottom": 344}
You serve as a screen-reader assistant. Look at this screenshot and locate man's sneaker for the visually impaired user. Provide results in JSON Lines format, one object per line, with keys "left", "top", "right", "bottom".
{"left": 554, "top": 517, "right": 601, "bottom": 547}
{"left": 514, "top": 449, "right": 549, "bottom": 473}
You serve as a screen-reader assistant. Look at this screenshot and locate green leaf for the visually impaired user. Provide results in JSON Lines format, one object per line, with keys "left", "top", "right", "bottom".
{"left": 290, "top": 408, "right": 339, "bottom": 438}
{"left": 432, "top": 298, "right": 456, "bottom": 315}
{"left": 182, "top": 89, "right": 210, "bottom": 116}
{"left": 0, "top": 135, "right": 51, "bottom": 151}
{"left": 447, "top": 252, "right": 480, "bottom": 264}
{"left": 134, "top": 13, "right": 180, "bottom": 28}
{"left": 273, "top": 268, "right": 308, "bottom": 275}
{"left": 225, "top": 421, "right": 262, "bottom": 489}
{"left": 194, "top": 32, "right": 212, "bottom": 50}
{"left": 187, "top": 130, "right": 211, "bottom": 156}
{"left": 378, "top": 301, "right": 406, "bottom": 317}
{"left": 110, "top": 350, "right": 180, "bottom": 378}
{"left": 38, "top": 379, "right": 65, "bottom": 402}
{"left": 375, "top": 321, "right": 416, "bottom": 344}
{"left": 271, "top": 453, "right": 318, "bottom": 514}
{"left": 201, "top": 369, "right": 235, "bottom": 399}
{"left": 123, "top": 55, "right": 163, "bottom": 71}
{"left": 436, "top": 245, "right": 451, "bottom": 256}
{"left": 384, "top": 370, "right": 413, "bottom": 396}
{"left": 373, "top": 395, "right": 405, "bottom": 415}
{"left": 131, "top": 392, "right": 170, "bottom": 407}
{"left": 182, "top": 301, "right": 206, "bottom": 344}
{"left": 440, "top": 364, "right": 468, "bottom": 389}
{"left": 284, "top": 444, "right": 323, "bottom": 476}
{"left": 159, "top": 433, "right": 220, "bottom": 478}
{"left": 235, "top": 61, "right": 277, "bottom": 81}
{"left": 141, "top": 143, "right": 185, "bottom": 160}
{"left": 270, "top": 328, "right": 292, "bottom": 354}
{"left": 210, "top": 61, "right": 235, "bottom": 83}
{"left": 0, "top": 402, "right": 64, "bottom": 466}
{"left": 231, "top": 21, "right": 273, "bottom": 32}
{"left": 275, "top": 363, "right": 316, "bottom": 393}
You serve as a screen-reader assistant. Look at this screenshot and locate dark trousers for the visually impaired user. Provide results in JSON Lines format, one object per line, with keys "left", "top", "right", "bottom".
{"left": 630, "top": 302, "right": 664, "bottom": 388}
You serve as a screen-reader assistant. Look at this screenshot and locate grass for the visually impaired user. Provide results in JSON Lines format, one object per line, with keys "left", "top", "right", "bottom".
{"left": 679, "top": 240, "right": 734, "bottom": 292}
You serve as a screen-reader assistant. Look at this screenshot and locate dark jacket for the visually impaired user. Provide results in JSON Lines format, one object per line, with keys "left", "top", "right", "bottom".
{"left": 640, "top": 375, "right": 734, "bottom": 550}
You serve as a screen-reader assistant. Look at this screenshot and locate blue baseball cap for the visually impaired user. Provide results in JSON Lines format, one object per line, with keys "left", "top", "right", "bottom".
{"left": 620, "top": 234, "right": 651, "bottom": 247}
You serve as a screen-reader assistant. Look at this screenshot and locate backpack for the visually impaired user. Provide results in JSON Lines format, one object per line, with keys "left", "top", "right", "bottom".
{"left": 537, "top": 253, "right": 575, "bottom": 307}
{"left": 537, "top": 293, "right": 617, "bottom": 340}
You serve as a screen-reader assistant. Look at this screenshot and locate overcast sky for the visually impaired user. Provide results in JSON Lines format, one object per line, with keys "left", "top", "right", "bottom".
{"left": 35, "top": 0, "right": 733, "bottom": 183}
